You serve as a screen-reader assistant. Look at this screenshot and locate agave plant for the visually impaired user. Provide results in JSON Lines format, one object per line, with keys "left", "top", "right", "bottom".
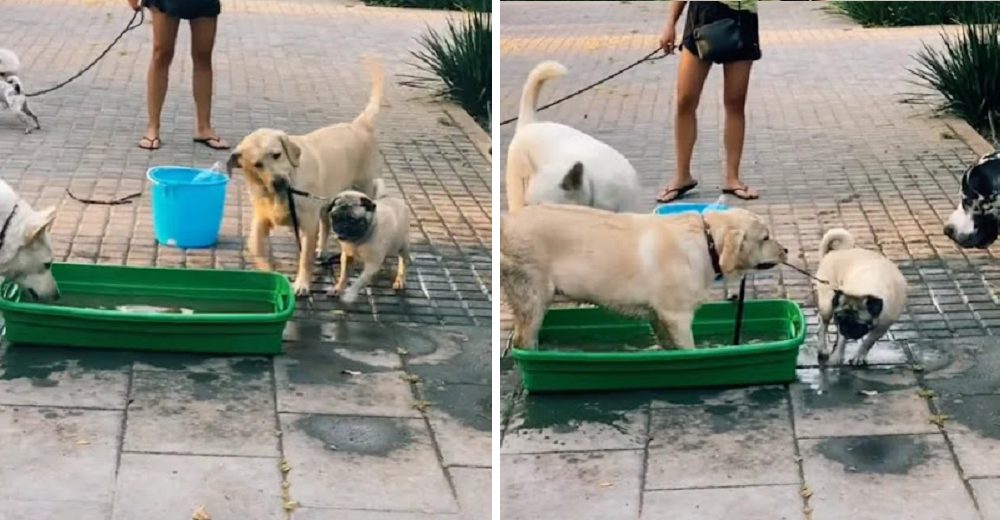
{"left": 909, "top": 19, "right": 1000, "bottom": 144}
{"left": 832, "top": 1, "right": 1000, "bottom": 28}
{"left": 403, "top": 5, "right": 491, "bottom": 128}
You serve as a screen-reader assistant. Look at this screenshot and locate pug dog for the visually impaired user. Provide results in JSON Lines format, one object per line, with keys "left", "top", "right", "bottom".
{"left": 815, "top": 228, "right": 907, "bottom": 366}
{"left": 0, "top": 178, "right": 59, "bottom": 301}
{"left": 326, "top": 179, "right": 410, "bottom": 304}
{"left": 0, "top": 49, "right": 40, "bottom": 134}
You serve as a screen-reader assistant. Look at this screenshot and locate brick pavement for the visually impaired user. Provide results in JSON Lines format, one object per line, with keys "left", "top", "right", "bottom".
{"left": 498, "top": 2, "right": 1000, "bottom": 519}
{"left": 0, "top": 0, "right": 490, "bottom": 518}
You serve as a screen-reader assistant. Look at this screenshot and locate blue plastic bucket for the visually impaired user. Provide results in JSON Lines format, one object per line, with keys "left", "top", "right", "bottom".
{"left": 147, "top": 166, "right": 228, "bottom": 248}
{"left": 654, "top": 202, "right": 729, "bottom": 216}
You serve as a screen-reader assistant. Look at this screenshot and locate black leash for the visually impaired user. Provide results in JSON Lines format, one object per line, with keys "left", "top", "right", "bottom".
{"left": 782, "top": 261, "right": 830, "bottom": 285}
{"left": 498, "top": 48, "right": 667, "bottom": 127}
{"left": 286, "top": 189, "right": 302, "bottom": 251}
{"left": 25, "top": 9, "right": 145, "bottom": 98}
{"left": 66, "top": 189, "right": 141, "bottom": 205}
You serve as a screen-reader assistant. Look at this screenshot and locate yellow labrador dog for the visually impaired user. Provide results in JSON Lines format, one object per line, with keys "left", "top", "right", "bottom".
{"left": 500, "top": 204, "right": 787, "bottom": 349}
{"left": 228, "top": 58, "right": 383, "bottom": 296}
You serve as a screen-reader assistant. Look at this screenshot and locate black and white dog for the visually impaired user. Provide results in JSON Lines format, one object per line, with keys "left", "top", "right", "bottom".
{"left": 0, "top": 48, "right": 40, "bottom": 134}
{"left": 945, "top": 152, "right": 1000, "bottom": 248}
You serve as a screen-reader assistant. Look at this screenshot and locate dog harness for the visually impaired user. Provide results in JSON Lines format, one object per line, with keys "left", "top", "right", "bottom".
{"left": 0, "top": 203, "right": 19, "bottom": 253}
{"left": 701, "top": 218, "right": 724, "bottom": 281}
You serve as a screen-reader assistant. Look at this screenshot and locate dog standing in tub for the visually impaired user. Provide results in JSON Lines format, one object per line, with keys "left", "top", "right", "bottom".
{"left": 0, "top": 179, "right": 59, "bottom": 301}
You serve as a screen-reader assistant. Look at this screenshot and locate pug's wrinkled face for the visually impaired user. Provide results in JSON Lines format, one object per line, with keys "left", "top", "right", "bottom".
{"left": 832, "top": 291, "right": 883, "bottom": 340}
{"left": 227, "top": 129, "right": 303, "bottom": 196}
{"left": 328, "top": 190, "right": 376, "bottom": 242}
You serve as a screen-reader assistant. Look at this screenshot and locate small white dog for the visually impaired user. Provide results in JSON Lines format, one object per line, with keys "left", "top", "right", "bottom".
{"left": 815, "top": 228, "right": 907, "bottom": 366}
{"left": 505, "top": 61, "right": 640, "bottom": 213}
{"left": 0, "top": 179, "right": 59, "bottom": 301}
{"left": 0, "top": 48, "right": 40, "bottom": 134}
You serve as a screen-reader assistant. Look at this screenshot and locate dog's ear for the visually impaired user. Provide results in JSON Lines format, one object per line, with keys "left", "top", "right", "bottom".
{"left": 865, "top": 295, "right": 884, "bottom": 317}
{"left": 24, "top": 206, "right": 56, "bottom": 244}
{"left": 279, "top": 135, "right": 301, "bottom": 168}
{"left": 361, "top": 197, "right": 377, "bottom": 212}
{"left": 226, "top": 152, "right": 242, "bottom": 177}
{"left": 559, "top": 162, "right": 584, "bottom": 191}
{"left": 719, "top": 229, "right": 745, "bottom": 274}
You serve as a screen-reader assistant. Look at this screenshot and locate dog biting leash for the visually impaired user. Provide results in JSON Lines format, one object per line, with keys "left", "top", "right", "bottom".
{"left": 498, "top": 47, "right": 667, "bottom": 127}
{"left": 25, "top": 9, "right": 145, "bottom": 98}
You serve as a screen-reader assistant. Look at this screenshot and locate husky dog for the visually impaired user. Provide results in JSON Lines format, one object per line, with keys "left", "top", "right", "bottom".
{"left": 0, "top": 179, "right": 59, "bottom": 301}
{"left": 0, "top": 49, "right": 40, "bottom": 134}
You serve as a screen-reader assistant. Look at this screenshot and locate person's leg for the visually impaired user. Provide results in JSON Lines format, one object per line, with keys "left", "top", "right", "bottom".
{"left": 189, "top": 16, "right": 229, "bottom": 149}
{"left": 721, "top": 59, "right": 757, "bottom": 199}
{"left": 141, "top": 8, "right": 180, "bottom": 149}
{"left": 656, "top": 48, "right": 712, "bottom": 202}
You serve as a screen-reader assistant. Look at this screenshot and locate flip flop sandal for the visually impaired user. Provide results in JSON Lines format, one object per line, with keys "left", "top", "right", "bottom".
{"left": 722, "top": 185, "right": 760, "bottom": 200}
{"left": 193, "top": 136, "right": 231, "bottom": 150}
{"left": 138, "top": 136, "right": 161, "bottom": 150}
{"left": 655, "top": 181, "right": 699, "bottom": 204}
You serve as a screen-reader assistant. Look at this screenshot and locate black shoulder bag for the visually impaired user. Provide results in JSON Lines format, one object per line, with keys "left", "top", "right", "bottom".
{"left": 692, "top": 1, "right": 746, "bottom": 64}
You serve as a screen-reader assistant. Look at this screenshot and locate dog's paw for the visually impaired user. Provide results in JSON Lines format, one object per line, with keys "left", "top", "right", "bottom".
{"left": 327, "top": 284, "right": 344, "bottom": 298}
{"left": 392, "top": 278, "right": 405, "bottom": 291}
{"left": 848, "top": 355, "right": 869, "bottom": 367}
{"left": 292, "top": 279, "right": 312, "bottom": 297}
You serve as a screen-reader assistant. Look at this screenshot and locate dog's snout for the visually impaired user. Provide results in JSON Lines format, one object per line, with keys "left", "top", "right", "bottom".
{"left": 944, "top": 224, "right": 956, "bottom": 238}
{"left": 783, "top": 247, "right": 789, "bottom": 254}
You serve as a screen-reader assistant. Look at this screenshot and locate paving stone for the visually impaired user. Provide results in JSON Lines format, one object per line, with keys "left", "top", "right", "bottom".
{"left": 124, "top": 369, "right": 278, "bottom": 457}
{"left": 423, "top": 382, "right": 491, "bottom": 467}
{"left": 0, "top": 406, "right": 119, "bottom": 503}
{"left": 111, "top": 453, "right": 284, "bottom": 520}
{"left": 971, "top": 478, "right": 1000, "bottom": 520}
{"left": 0, "top": 499, "right": 110, "bottom": 520}
{"left": 0, "top": 344, "right": 128, "bottom": 409}
{"left": 646, "top": 387, "right": 799, "bottom": 489}
{"left": 640, "top": 485, "right": 803, "bottom": 520}
{"left": 791, "top": 368, "right": 936, "bottom": 438}
{"left": 799, "top": 434, "right": 978, "bottom": 520}
{"left": 501, "top": 450, "right": 643, "bottom": 520}
{"left": 292, "top": 510, "right": 458, "bottom": 520}
{"left": 280, "top": 413, "right": 458, "bottom": 513}
{"left": 502, "top": 392, "right": 650, "bottom": 454}
{"left": 450, "top": 467, "right": 491, "bottom": 520}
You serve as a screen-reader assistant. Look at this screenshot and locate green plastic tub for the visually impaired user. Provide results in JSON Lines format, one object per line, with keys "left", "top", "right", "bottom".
{"left": 0, "top": 263, "right": 294, "bottom": 354}
{"left": 511, "top": 299, "right": 805, "bottom": 392}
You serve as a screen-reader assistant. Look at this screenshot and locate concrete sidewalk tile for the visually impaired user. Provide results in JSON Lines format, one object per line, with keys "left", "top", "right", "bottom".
{"left": 640, "top": 485, "right": 803, "bottom": 520}
{"left": 0, "top": 406, "right": 119, "bottom": 503}
{"left": 111, "top": 453, "right": 284, "bottom": 520}
{"left": 293, "top": 509, "right": 459, "bottom": 520}
{"left": 971, "top": 478, "right": 1000, "bottom": 520}
{"left": 646, "top": 386, "right": 799, "bottom": 489}
{"left": 280, "top": 413, "right": 458, "bottom": 513}
{"left": 0, "top": 344, "right": 129, "bottom": 409}
{"left": 124, "top": 369, "right": 278, "bottom": 457}
{"left": 0, "top": 499, "right": 110, "bottom": 520}
{"left": 403, "top": 324, "right": 491, "bottom": 387}
{"left": 275, "top": 341, "right": 420, "bottom": 418}
{"left": 800, "top": 434, "right": 978, "bottom": 520}
{"left": 935, "top": 394, "right": 1000, "bottom": 478}
{"left": 421, "top": 381, "right": 490, "bottom": 467}
{"left": 449, "top": 467, "right": 491, "bottom": 520}
{"left": 501, "top": 450, "right": 643, "bottom": 520}
{"left": 791, "top": 368, "right": 937, "bottom": 438}
{"left": 502, "top": 392, "right": 650, "bottom": 454}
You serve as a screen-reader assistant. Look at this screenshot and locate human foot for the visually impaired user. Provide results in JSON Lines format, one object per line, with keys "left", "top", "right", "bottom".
{"left": 721, "top": 183, "right": 759, "bottom": 200}
{"left": 655, "top": 180, "right": 698, "bottom": 203}
{"left": 138, "top": 135, "right": 161, "bottom": 150}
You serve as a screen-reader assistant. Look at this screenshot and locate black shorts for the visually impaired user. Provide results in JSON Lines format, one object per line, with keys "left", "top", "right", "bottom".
{"left": 143, "top": 0, "right": 221, "bottom": 20}
{"left": 680, "top": 1, "right": 762, "bottom": 62}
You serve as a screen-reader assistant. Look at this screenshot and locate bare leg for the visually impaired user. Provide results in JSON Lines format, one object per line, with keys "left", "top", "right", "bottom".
{"left": 329, "top": 250, "right": 351, "bottom": 296}
{"left": 341, "top": 260, "right": 383, "bottom": 304}
{"left": 142, "top": 9, "right": 179, "bottom": 147}
{"left": 292, "top": 225, "right": 319, "bottom": 296}
{"left": 656, "top": 309, "right": 696, "bottom": 349}
{"left": 249, "top": 218, "right": 273, "bottom": 271}
{"left": 849, "top": 323, "right": 891, "bottom": 366}
{"left": 189, "top": 16, "right": 228, "bottom": 148}
{"left": 721, "top": 59, "right": 757, "bottom": 199}
{"left": 657, "top": 48, "right": 712, "bottom": 202}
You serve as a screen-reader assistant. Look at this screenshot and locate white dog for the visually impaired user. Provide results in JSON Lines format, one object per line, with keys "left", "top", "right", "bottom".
{"left": 500, "top": 204, "right": 787, "bottom": 349}
{"left": 815, "top": 228, "right": 907, "bottom": 366}
{"left": 0, "top": 179, "right": 59, "bottom": 301}
{"left": 0, "top": 49, "right": 39, "bottom": 134}
{"left": 505, "top": 61, "right": 640, "bottom": 213}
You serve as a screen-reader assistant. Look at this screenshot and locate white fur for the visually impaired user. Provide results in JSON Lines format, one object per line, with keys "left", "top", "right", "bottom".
{"left": 505, "top": 61, "right": 640, "bottom": 213}
{"left": 0, "top": 179, "right": 59, "bottom": 301}
{"left": 0, "top": 48, "right": 20, "bottom": 76}
{"left": 946, "top": 203, "right": 975, "bottom": 235}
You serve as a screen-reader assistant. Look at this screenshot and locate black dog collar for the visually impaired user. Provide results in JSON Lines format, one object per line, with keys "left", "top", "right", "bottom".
{"left": 702, "top": 217, "right": 724, "bottom": 281}
{"left": 0, "top": 203, "right": 19, "bottom": 253}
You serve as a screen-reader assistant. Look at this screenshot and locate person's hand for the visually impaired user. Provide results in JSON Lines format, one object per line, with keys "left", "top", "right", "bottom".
{"left": 660, "top": 24, "right": 677, "bottom": 55}
{"left": 127, "top": 0, "right": 141, "bottom": 11}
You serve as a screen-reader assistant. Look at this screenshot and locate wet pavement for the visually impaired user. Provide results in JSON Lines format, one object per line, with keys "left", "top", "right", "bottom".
{"left": 499, "top": 2, "right": 1000, "bottom": 519}
{"left": 0, "top": 0, "right": 490, "bottom": 518}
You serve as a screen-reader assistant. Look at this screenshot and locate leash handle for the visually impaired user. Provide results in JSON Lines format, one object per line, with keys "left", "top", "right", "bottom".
{"left": 498, "top": 48, "right": 666, "bottom": 127}
{"left": 25, "top": 9, "right": 144, "bottom": 98}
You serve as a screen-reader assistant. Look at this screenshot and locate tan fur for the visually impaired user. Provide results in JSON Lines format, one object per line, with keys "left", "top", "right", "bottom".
{"left": 815, "top": 228, "right": 907, "bottom": 365}
{"left": 231, "top": 57, "right": 384, "bottom": 296}
{"left": 328, "top": 191, "right": 410, "bottom": 303}
{"left": 500, "top": 205, "right": 787, "bottom": 349}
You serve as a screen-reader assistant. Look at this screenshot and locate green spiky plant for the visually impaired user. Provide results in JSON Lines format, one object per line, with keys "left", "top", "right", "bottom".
{"left": 403, "top": 2, "right": 491, "bottom": 128}
{"left": 831, "top": 1, "right": 1000, "bottom": 27}
{"left": 909, "top": 18, "right": 1000, "bottom": 145}
{"left": 363, "top": 0, "right": 485, "bottom": 10}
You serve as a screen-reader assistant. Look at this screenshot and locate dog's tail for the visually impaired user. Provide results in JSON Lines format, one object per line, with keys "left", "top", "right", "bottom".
{"left": 0, "top": 48, "right": 20, "bottom": 76}
{"left": 517, "top": 61, "right": 567, "bottom": 130}
{"left": 819, "top": 228, "right": 855, "bottom": 257}
{"left": 353, "top": 56, "right": 384, "bottom": 130}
